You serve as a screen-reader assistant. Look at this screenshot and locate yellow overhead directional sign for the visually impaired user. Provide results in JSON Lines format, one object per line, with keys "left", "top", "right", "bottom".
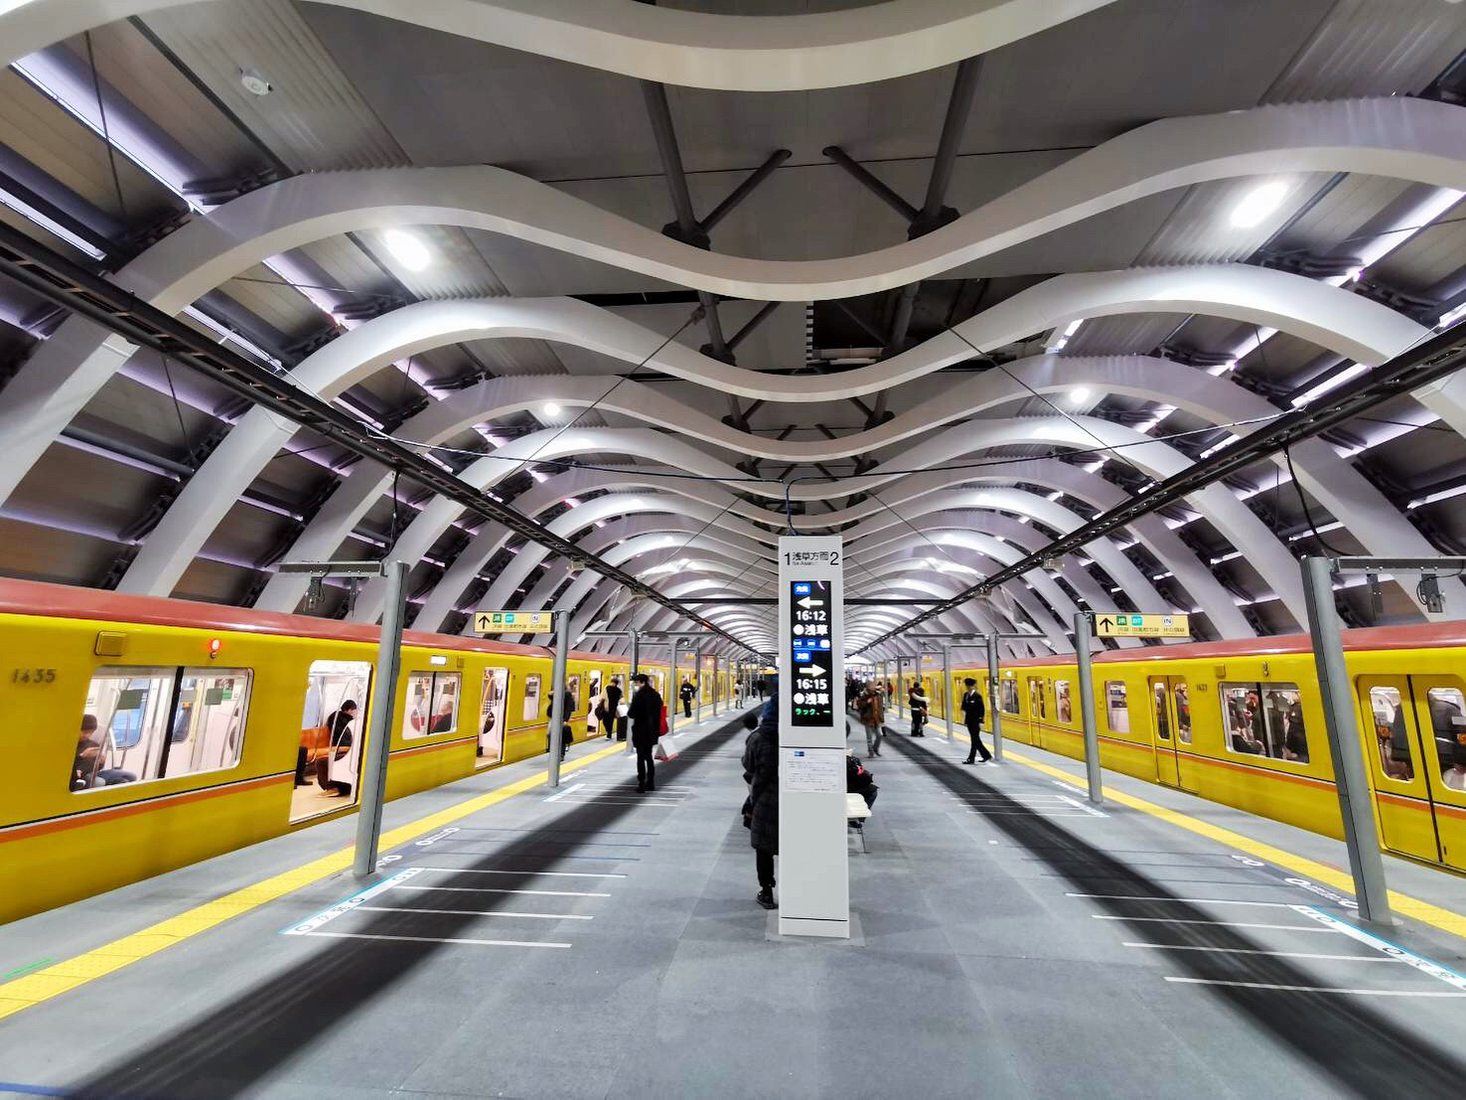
{"left": 1092, "top": 612, "right": 1190, "bottom": 639}
{"left": 475, "top": 610, "right": 554, "bottom": 634}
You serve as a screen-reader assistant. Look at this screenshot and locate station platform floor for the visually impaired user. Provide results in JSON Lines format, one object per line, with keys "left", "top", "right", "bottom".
{"left": 2, "top": 704, "right": 1465, "bottom": 1099}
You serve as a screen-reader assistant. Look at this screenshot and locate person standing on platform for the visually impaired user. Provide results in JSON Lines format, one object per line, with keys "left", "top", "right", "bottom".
{"left": 857, "top": 683, "right": 886, "bottom": 757}
{"left": 961, "top": 678, "right": 993, "bottom": 764}
{"left": 601, "top": 676, "right": 623, "bottom": 740}
{"left": 742, "top": 699, "right": 780, "bottom": 910}
{"left": 629, "top": 673, "right": 664, "bottom": 793}
{"left": 908, "top": 681, "right": 930, "bottom": 737}
{"left": 679, "top": 678, "right": 696, "bottom": 719}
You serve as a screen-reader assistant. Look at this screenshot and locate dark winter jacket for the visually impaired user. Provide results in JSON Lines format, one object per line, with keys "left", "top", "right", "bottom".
{"left": 961, "top": 688, "right": 986, "bottom": 731}
{"left": 628, "top": 684, "right": 664, "bottom": 748}
{"left": 741, "top": 721, "right": 779, "bottom": 854}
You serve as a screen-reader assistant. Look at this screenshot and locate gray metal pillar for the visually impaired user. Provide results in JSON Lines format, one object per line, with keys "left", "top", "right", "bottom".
{"left": 353, "top": 560, "right": 407, "bottom": 878}
{"left": 669, "top": 641, "right": 680, "bottom": 738}
{"left": 941, "top": 642, "right": 954, "bottom": 742}
{"left": 696, "top": 647, "right": 704, "bottom": 724}
{"left": 1073, "top": 613, "right": 1103, "bottom": 804}
{"left": 1301, "top": 556, "right": 1393, "bottom": 924}
{"left": 987, "top": 633, "right": 1003, "bottom": 762}
{"left": 895, "top": 657, "right": 906, "bottom": 719}
{"left": 547, "top": 609, "right": 570, "bottom": 788}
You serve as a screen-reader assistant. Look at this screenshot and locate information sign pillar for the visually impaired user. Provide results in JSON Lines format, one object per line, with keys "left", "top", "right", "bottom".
{"left": 777, "top": 535, "right": 849, "bottom": 938}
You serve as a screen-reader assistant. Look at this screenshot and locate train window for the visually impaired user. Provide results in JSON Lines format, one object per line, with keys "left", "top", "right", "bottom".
{"left": 1152, "top": 684, "right": 1170, "bottom": 741}
{"left": 74, "top": 666, "right": 249, "bottom": 793}
{"left": 1001, "top": 678, "right": 1019, "bottom": 714}
{"left": 1220, "top": 682, "right": 1308, "bottom": 763}
{"left": 1369, "top": 686, "right": 1413, "bottom": 782}
{"left": 404, "top": 671, "right": 461, "bottom": 739}
{"left": 1426, "top": 687, "right": 1466, "bottom": 792}
{"left": 479, "top": 668, "right": 509, "bottom": 764}
{"left": 1174, "top": 682, "right": 1192, "bottom": 744}
{"left": 1030, "top": 678, "right": 1046, "bottom": 719}
{"left": 567, "top": 674, "right": 581, "bottom": 713}
{"left": 1055, "top": 680, "right": 1073, "bottom": 723}
{"left": 1105, "top": 681, "right": 1129, "bottom": 733}
{"left": 523, "top": 674, "right": 542, "bottom": 722}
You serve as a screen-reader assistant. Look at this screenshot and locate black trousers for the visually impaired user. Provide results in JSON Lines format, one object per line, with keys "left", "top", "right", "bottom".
{"left": 682, "top": 698, "right": 692, "bottom": 717}
{"left": 965, "top": 725, "right": 993, "bottom": 761}
{"left": 756, "top": 848, "right": 776, "bottom": 890}
{"left": 636, "top": 744, "right": 656, "bottom": 789}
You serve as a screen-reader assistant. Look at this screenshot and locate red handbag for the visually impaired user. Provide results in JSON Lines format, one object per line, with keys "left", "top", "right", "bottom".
{"left": 659, "top": 705, "right": 669, "bottom": 734}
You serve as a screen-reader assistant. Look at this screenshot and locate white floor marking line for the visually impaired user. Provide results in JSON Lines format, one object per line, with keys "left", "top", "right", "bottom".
{"left": 395, "top": 884, "right": 611, "bottom": 897}
{"left": 282, "top": 867, "right": 426, "bottom": 934}
{"left": 1067, "top": 894, "right": 1296, "bottom": 907}
{"left": 552, "top": 797, "right": 684, "bottom": 807}
{"left": 414, "top": 868, "right": 626, "bottom": 879}
{"left": 1122, "top": 943, "right": 1402, "bottom": 962}
{"left": 303, "top": 931, "right": 572, "bottom": 949}
{"left": 357, "top": 906, "right": 592, "bottom": 920}
{"left": 543, "top": 782, "right": 584, "bottom": 803}
{"left": 1092, "top": 915, "right": 1341, "bottom": 932}
{"left": 1054, "top": 794, "right": 1108, "bottom": 818}
{"left": 1162, "top": 977, "right": 1466, "bottom": 997}
{"left": 968, "top": 810, "right": 1089, "bottom": 818}
{"left": 1292, "top": 906, "right": 1466, "bottom": 991}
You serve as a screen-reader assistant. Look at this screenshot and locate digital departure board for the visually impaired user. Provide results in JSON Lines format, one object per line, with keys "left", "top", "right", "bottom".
{"left": 789, "top": 580, "right": 834, "bottom": 726}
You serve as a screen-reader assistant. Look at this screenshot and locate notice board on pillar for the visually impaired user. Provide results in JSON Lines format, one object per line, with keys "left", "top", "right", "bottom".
{"left": 777, "top": 535, "right": 849, "bottom": 938}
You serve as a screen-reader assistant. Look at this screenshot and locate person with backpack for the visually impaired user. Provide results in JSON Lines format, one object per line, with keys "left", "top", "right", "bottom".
{"left": 856, "top": 683, "right": 886, "bottom": 757}
{"left": 961, "top": 678, "right": 993, "bottom": 764}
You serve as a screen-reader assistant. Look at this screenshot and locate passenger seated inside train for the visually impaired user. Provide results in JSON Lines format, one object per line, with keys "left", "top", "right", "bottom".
{"left": 318, "top": 701, "right": 358, "bottom": 798}
{"left": 72, "top": 714, "right": 137, "bottom": 789}
{"left": 429, "top": 699, "right": 456, "bottom": 734}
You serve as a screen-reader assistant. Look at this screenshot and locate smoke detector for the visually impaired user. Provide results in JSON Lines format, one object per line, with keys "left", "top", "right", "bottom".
{"left": 240, "top": 69, "right": 273, "bottom": 96}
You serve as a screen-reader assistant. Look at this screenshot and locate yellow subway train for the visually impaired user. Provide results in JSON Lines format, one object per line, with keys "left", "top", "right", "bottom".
{"left": 0, "top": 579, "right": 736, "bottom": 924}
{"left": 900, "top": 622, "right": 1466, "bottom": 874}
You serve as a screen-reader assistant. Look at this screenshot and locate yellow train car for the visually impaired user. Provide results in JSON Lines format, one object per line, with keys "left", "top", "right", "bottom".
{"left": 955, "top": 622, "right": 1466, "bottom": 874}
{"left": 0, "top": 579, "right": 660, "bottom": 923}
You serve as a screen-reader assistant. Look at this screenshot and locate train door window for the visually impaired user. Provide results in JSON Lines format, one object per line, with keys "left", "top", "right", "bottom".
{"left": 403, "top": 671, "right": 461, "bottom": 739}
{"left": 1029, "top": 678, "right": 1045, "bottom": 719}
{"left": 294, "top": 660, "right": 371, "bottom": 823}
{"left": 1001, "top": 678, "right": 1019, "bottom": 714}
{"left": 1055, "top": 681, "right": 1073, "bottom": 724}
{"left": 478, "top": 668, "right": 509, "bottom": 765}
{"left": 1174, "top": 681, "right": 1192, "bottom": 744}
{"left": 1219, "top": 682, "right": 1308, "bottom": 763}
{"left": 566, "top": 674, "right": 581, "bottom": 714}
{"left": 522, "top": 674, "right": 542, "bottom": 722}
{"left": 1426, "top": 687, "right": 1466, "bottom": 792}
{"left": 74, "top": 667, "right": 251, "bottom": 793}
{"left": 161, "top": 670, "right": 250, "bottom": 778}
{"left": 1152, "top": 683, "right": 1170, "bottom": 741}
{"left": 1105, "top": 681, "right": 1129, "bottom": 733}
{"left": 1369, "top": 686, "right": 1414, "bottom": 782}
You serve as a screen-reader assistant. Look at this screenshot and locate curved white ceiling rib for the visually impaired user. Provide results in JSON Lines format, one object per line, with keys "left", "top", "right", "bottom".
{"left": 2, "top": 95, "right": 1457, "bottom": 506}
{"left": 0, "top": 0, "right": 1119, "bottom": 90}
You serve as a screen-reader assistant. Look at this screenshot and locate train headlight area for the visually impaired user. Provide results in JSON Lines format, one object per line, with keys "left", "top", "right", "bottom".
{"left": 4, "top": 683, "right": 1466, "bottom": 1096}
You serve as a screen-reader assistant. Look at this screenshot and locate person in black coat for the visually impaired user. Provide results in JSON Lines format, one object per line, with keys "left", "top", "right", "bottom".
{"left": 679, "top": 679, "right": 696, "bottom": 718}
{"left": 961, "top": 678, "right": 992, "bottom": 764}
{"left": 741, "top": 703, "right": 780, "bottom": 910}
{"left": 628, "top": 674, "right": 664, "bottom": 793}
{"left": 602, "top": 676, "right": 623, "bottom": 740}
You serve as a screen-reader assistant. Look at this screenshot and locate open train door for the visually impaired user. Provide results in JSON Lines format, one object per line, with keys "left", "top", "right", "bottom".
{"left": 1148, "top": 676, "right": 1182, "bottom": 788}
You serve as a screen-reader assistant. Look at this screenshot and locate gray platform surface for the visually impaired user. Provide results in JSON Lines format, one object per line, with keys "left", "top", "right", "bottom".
{"left": 1, "top": 709, "right": 1465, "bottom": 1099}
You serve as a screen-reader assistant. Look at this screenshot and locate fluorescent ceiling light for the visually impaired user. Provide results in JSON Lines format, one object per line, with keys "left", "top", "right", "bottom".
{"left": 1407, "top": 485, "right": 1466, "bottom": 510}
{"left": 1230, "top": 181, "right": 1289, "bottom": 228}
{"left": 382, "top": 229, "right": 432, "bottom": 271}
{"left": 1068, "top": 386, "right": 1090, "bottom": 405}
{"left": 1290, "top": 363, "right": 1368, "bottom": 408}
{"left": 0, "top": 186, "right": 106, "bottom": 260}
{"left": 543, "top": 402, "right": 562, "bottom": 416}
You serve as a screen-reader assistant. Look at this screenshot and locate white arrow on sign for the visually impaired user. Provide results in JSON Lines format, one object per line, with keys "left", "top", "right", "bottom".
{"left": 797, "top": 596, "right": 825, "bottom": 609}
{"left": 800, "top": 666, "right": 827, "bottom": 677}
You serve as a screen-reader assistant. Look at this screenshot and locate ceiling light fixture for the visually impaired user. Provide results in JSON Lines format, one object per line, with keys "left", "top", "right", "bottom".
{"left": 1229, "top": 180, "right": 1289, "bottom": 228}
{"left": 543, "top": 402, "right": 562, "bottom": 416}
{"left": 382, "top": 228, "right": 432, "bottom": 271}
{"left": 1068, "top": 386, "right": 1090, "bottom": 405}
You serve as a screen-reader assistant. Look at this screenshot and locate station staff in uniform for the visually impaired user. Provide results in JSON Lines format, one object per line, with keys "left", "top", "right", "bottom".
{"left": 961, "top": 678, "right": 993, "bottom": 765}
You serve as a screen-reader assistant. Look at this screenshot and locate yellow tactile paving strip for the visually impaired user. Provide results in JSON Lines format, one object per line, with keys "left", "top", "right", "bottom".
{"left": 932, "top": 719, "right": 1466, "bottom": 941}
{"left": 0, "top": 742, "right": 625, "bottom": 1021}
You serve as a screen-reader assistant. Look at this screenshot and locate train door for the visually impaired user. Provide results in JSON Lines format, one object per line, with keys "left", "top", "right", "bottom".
{"left": 478, "top": 668, "right": 508, "bottom": 766}
{"left": 1358, "top": 676, "right": 1466, "bottom": 869}
{"left": 293, "top": 659, "right": 372, "bottom": 823}
{"left": 1148, "top": 676, "right": 1186, "bottom": 788}
{"left": 1026, "top": 676, "right": 1043, "bottom": 746}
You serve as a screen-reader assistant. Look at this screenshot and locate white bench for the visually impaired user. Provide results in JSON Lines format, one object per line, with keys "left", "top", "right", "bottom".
{"left": 847, "top": 793, "right": 872, "bottom": 852}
